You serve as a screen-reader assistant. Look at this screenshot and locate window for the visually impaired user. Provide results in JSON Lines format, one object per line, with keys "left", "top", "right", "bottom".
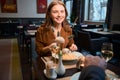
{"left": 84, "top": 0, "right": 108, "bottom": 22}
{"left": 64, "top": 0, "right": 73, "bottom": 23}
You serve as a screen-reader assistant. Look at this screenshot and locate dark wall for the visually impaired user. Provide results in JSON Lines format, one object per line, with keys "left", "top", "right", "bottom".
{"left": 110, "top": 0, "right": 120, "bottom": 28}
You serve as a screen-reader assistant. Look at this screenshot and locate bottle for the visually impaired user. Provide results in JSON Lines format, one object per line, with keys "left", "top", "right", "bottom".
{"left": 103, "top": 23, "right": 108, "bottom": 31}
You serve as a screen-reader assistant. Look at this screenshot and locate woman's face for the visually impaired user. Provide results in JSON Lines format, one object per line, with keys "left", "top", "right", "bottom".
{"left": 50, "top": 4, "right": 66, "bottom": 25}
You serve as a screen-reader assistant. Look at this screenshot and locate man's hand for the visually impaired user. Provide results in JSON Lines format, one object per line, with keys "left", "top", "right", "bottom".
{"left": 78, "top": 55, "right": 107, "bottom": 70}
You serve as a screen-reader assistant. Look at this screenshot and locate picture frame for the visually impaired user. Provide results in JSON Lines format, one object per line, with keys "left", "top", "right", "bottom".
{"left": 37, "top": 0, "right": 47, "bottom": 13}
{"left": 1, "top": 0, "right": 17, "bottom": 13}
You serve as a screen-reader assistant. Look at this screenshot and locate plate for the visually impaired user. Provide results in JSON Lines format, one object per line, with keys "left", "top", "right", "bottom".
{"left": 72, "top": 51, "right": 84, "bottom": 57}
{"left": 52, "top": 51, "right": 84, "bottom": 61}
{"left": 70, "top": 70, "right": 119, "bottom": 80}
{"left": 105, "top": 69, "right": 119, "bottom": 80}
{"left": 70, "top": 72, "right": 81, "bottom": 80}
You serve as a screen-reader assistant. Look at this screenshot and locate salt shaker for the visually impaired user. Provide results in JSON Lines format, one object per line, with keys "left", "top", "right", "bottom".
{"left": 46, "top": 61, "right": 57, "bottom": 79}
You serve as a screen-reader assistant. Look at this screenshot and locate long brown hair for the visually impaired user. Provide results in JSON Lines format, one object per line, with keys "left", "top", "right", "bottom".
{"left": 42, "top": 1, "right": 69, "bottom": 28}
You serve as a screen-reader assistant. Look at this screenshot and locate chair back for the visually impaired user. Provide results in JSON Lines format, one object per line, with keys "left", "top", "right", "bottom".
{"left": 77, "top": 31, "right": 92, "bottom": 52}
{"left": 112, "top": 24, "right": 120, "bottom": 31}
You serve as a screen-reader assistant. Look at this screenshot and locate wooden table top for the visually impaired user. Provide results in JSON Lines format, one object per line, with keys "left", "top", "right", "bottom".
{"left": 32, "top": 56, "right": 120, "bottom": 80}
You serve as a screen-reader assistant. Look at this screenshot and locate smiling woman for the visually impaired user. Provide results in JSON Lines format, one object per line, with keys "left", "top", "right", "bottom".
{"left": 36, "top": 0, "right": 78, "bottom": 57}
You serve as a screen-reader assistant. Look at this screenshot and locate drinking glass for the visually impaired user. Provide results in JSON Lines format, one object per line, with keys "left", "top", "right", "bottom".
{"left": 50, "top": 44, "right": 61, "bottom": 66}
{"left": 101, "top": 42, "right": 114, "bottom": 62}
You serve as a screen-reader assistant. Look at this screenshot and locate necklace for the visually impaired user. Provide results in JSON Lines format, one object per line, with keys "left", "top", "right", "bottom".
{"left": 57, "top": 31, "right": 60, "bottom": 36}
{"left": 51, "top": 26, "right": 61, "bottom": 37}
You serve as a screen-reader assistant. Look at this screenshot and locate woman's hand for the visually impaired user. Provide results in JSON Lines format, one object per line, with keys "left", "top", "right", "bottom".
{"left": 69, "top": 43, "right": 78, "bottom": 51}
{"left": 49, "top": 42, "right": 57, "bottom": 49}
{"left": 42, "top": 42, "right": 57, "bottom": 53}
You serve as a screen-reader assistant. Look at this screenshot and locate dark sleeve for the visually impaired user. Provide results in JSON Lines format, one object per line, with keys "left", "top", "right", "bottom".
{"left": 79, "top": 65, "right": 106, "bottom": 80}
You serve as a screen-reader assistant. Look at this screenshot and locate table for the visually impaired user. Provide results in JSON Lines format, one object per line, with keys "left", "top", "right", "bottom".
{"left": 23, "top": 30, "right": 37, "bottom": 50}
{"left": 82, "top": 29, "right": 120, "bottom": 37}
{"left": 33, "top": 55, "right": 120, "bottom": 80}
{"left": 110, "top": 31, "right": 120, "bottom": 34}
{"left": 82, "top": 29, "right": 115, "bottom": 37}
{"left": 23, "top": 30, "right": 37, "bottom": 56}
{"left": 22, "top": 30, "right": 37, "bottom": 79}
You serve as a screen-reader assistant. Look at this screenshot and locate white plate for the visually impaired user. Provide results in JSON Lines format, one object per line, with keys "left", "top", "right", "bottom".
{"left": 70, "top": 70, "right": 119, "bottom": 80}
{"left": 52, "top": 51, "right": 84, "bottom": 61}
{"left": 70, "top": 72, "right": 81, "bottom": 80}
{"left": 72, "top": 51, "right": 84, "bottom": 58}
{"left": 105, "top": 69, "right": 119, "bottom": 80}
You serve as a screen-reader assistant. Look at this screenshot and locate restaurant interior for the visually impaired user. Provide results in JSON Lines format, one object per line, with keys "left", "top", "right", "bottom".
{"left": 0, "top": 0, "right": 120, "bottom": 80}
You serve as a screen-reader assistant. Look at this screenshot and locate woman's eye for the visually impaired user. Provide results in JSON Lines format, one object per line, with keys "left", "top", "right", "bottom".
{"left": 61, "top": 10, "right": 65, "bottom": 13}
{"left": 52, "top": 11, "right": 58, "bottom": 13}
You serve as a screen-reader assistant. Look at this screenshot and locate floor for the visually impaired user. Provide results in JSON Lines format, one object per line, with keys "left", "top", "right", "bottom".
{"left": 0, "top": 38, "right": 22, "bottom": 80}
{"left": 1, "top": 34, "right": 37, "bottom": 80}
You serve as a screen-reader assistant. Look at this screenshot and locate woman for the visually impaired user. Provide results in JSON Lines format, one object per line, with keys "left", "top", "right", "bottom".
{"left": 36, "top": 1, "right": 77, "bottom": 57}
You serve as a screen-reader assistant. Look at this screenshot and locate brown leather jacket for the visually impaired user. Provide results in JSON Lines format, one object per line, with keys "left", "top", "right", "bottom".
{"left": 35, "top": 25, "right": 74, "bottom": 57}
